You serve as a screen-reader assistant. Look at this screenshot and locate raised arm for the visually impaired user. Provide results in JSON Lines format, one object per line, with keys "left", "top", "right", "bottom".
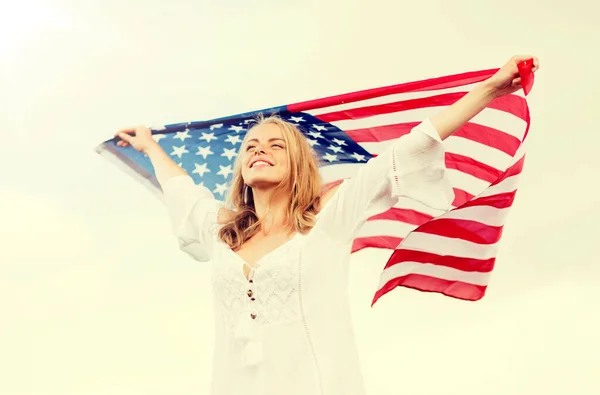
{"left": 116, "top": 126, "right": 187, "bottom": 187}
{"left": 317, "top": 54, "right": 540, "bottom": 242}
{"left": 431, "top": 55, "right": 539, "bottom": 140}
{"left": 116, "top": 126, "right": 224, "bottom": 261}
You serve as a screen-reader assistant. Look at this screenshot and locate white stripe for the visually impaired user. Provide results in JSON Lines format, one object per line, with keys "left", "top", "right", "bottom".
{"left": 446, "top": 168, "right": 490, "bottom": 196}
{"left": 312, "top": 83, "right": 479, "bottom": 114}
{"left": 478, "top": 144, "right": 526, "bottom": 197}
{"left": 480, "top": 173, "right": 521, "bottom": 196}
{"left": 434, "top": 205, "right": 510, "bottom": 227}
{"left": 378, "top": 260, "right": 491, "bottom": 287}
{"left": 397, "top": 232, "right": 499, "bottom": 260}
{"left": 360, "top": 135, "right": 513, "bottom": 171}
{"left": 313, "top": 106, "right": 527, "bottom": 141}
{"left": 356, "top": 219, "right": 416, "bottom": 240}
{"left": 392, "top": 197, "right": 455, "bottom": 217}
{"left": 318, "top": 163, "right": 362, "bottom": 183}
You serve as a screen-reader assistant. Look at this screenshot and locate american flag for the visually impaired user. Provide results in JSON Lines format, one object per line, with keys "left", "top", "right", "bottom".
{"left": 96, "top": 68, "right": 531, "bottom": 305}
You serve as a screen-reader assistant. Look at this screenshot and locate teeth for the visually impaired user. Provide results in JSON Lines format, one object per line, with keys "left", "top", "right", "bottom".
{"left": 251, "top": 160, "right": 271, "bottom": 168}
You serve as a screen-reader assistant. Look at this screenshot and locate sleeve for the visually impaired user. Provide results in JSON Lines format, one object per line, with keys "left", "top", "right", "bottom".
{"left": 316, "top": 118, "right": 455, "bottom": 242}
{"left": 161, "top": 174, "right": 223, "bottom": 262}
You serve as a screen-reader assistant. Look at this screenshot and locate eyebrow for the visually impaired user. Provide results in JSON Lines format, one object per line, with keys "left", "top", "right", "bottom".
{"left": 246, "top": 138, "right": 285, "bottom": 144}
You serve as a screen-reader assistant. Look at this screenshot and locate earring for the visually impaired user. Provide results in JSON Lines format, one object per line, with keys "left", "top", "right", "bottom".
{"left": 243, "top": 185, "right": 249, "bottom": 205}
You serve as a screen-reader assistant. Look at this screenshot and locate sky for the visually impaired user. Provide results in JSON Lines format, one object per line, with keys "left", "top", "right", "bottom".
{"left": 1, "top": 0, "right": 599, "bottom": 394}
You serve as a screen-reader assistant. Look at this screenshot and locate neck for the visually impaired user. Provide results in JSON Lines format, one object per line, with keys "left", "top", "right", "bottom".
{"left": 251, "top": 186, "right": 291, "bottom": 234}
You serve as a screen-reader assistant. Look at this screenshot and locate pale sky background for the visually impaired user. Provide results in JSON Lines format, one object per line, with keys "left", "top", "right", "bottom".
{"left": 1, "top": 0, "right": 599, "bottom": 394}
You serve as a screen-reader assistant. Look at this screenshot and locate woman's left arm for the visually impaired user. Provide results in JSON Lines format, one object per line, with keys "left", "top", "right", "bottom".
{"left": 317, "top": 54, "right": 539, "bottom": 242}
{"left": 431, "top": 55, "right": 540, "bottom": 140}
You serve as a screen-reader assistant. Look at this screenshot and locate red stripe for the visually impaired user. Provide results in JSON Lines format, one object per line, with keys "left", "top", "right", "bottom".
{"left": 352, "top": 236, "right": 402, "bottom": 252}
{"left": 419, "top": 219, "right": 504, "bottom": 244}
{"left": 490, "top": 155, "right": 525, "bottom": 185}
{"left": 315, "top": 92, "right": 529, "bottom": 124}
{"left": 462, "top": 190, "right": 517, "bottom": 209}
{"left": 348, "top": 121, "right": 521, "bottom": 157}
{"left": 287, "top": 69, "right": 497, "bottom": 113}
{"left": 445, "top": 152, "right": 502, "bottom": 183}
{"left": 451, "top": 123, "right": 522, "bottom": 156}
{"left": 384, "top": 248, "right": 496, "bottom": 272}
{"left": 372, "top": 273, "right": 487, "bottom": 305}
{"left": 452, "top": 188, "right": 474, "bottom": 207}
{"left": 368, "top": 208, "right": 434, "bottom": 225}
{"left": 488, "top": 94, "right": 529, "bottom": 121}
{"left": 317, "top": 92, "right": 469, "bottom": 123}
{"left": 345, "top": 122, "right": 417, "bottom": 143}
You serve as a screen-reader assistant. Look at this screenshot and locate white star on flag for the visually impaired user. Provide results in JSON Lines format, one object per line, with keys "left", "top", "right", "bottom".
{"left": 196, "top": 145, "right": 213, "bottom": 159}
{"left": 217, "top": 165, "right": 233, "bottom": 178}
{"left": 322, "top": 153, "right": 337, "bottom": 162}
{"left": 351, "top": 152, "right": 366, "bottom": 162}
{"left": 209, "top": 123, "right": 223, "bottom": 130}
{"left": 221, "top": 147, "right": 237, "bottom": 161}
{"left": 328, "top": 144, "right": 343, "bottom": 153}
{"left": 213, "top": 183, "right": 228, "bottom": 196}
{"left": 229, "top": 125, "right": 244, "bottom": 133}
{"left": 192, "top": 162, "right": 210, "bottom": 177}
{"left": 332, "top": 138, "right": 347, "bottom": 146}
{"left": 307, "top": 131, "right": 323, "bottom": 139}
{"left": 225, "top": 134, "right": 242, "bottom": 145}
{"left": 289, "top": 116, "right": 304, "bottom": 123}
{"left": 307, "top": 139, "right": 319, "bottom": 146}
{"left": 199, "top": 132, "right": 217, "bottom": 142}
{"left": 173, "top": 130, "right": 191, "bottom": 141}
{"left": 170, "top": 145, "right": 189, "bottom": 158}
{"left": 312, "top": 124, "right": 327, "bottom": 131}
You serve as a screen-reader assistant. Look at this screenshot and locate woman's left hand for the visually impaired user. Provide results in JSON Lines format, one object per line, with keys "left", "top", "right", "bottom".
{"left": 485, "top": 55, "right": 540, "bottom": 97}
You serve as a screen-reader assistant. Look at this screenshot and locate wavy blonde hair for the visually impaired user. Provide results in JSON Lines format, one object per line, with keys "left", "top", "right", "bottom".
{"left": 218, "top": 114, "right": 322, "bottom": 250}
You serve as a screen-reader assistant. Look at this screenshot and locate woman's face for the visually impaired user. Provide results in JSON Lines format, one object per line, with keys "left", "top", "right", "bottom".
{"left": 240, "top": 123, "right": 290, "bottom": 189}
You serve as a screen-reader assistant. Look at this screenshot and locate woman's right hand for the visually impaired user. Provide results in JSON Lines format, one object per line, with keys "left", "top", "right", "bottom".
{"left": 115, "top": 125, "right": 157, "bottom": 153}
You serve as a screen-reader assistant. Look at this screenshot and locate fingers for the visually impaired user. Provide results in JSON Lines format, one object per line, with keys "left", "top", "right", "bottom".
{"left": 511, "top": 55, "right": 540, "bottom": 71}
{"left": 117, "top": 132, "right": 133, "bottom": 147}
{"left": 512, "top": 77, "right": 522, "bottom": 87}
{"left": 532, "top": 56, "right": 540, "bottom": 72}
{"left": 114, "top": 126, "right": 140, "bottom": 147}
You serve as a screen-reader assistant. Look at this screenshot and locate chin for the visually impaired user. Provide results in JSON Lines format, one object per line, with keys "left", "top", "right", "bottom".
{"left": 245, "top": 177, "right": 284, "bottom": 189}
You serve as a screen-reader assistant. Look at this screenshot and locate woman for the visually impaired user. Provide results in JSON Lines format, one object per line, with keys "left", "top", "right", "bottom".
{"left": 116, "top": 55, "right": 539, "bottom": 395}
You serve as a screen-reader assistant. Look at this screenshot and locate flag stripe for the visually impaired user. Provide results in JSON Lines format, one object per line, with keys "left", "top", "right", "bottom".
{"left": 373, "top": 274, "right": 487, "bottom": 304}
{"left": 384, "top": 249, "right": 496, "bottom": 272}
{"left": 320, "top": 106, "right": 527, "bottom": 141}
{"left": 287, "top": 69, "right": 499, "bottom": 113}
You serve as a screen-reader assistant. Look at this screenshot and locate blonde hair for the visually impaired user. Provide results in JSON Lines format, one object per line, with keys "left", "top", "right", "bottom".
{"left": 218, "top": 114, "right": 322, "bottom": 250}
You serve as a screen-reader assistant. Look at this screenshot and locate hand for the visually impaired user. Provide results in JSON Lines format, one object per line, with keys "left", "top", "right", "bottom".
{"left": 114, "top": 125, "right": 157, "bottom": 153}
{"left": 485, "top": 55, "right": 540, "bottom": 97}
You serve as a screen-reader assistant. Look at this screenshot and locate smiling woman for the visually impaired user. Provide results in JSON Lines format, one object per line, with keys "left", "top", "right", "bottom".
{"left": 113, "top": 54, "right": 539, "bottom": 395}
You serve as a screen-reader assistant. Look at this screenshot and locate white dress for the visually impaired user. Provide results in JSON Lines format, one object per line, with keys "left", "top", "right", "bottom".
{"left": 161, "top": 118, "right": 454, "bottom": 395}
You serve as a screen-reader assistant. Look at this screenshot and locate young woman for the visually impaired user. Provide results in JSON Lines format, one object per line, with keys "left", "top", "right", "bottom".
{"left": 116, "top": 55, "right": 539, "bottom": 395}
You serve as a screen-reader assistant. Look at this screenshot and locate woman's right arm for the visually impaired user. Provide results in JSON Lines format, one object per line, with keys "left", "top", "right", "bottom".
{"left": 116, "top": 126, "right": 186, "bottom": 187}
{"left": 116, "top": 126, "right": 224, "bottom": 261}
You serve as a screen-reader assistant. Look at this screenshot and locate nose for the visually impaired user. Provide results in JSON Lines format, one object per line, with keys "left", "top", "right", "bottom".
{"left": 253, "top": 145, "right": 266, "bottom": 155}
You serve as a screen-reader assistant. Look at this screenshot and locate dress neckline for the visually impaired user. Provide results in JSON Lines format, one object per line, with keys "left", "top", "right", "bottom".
{"left": 228, "top": 232, "right": 300, "bottom": 282}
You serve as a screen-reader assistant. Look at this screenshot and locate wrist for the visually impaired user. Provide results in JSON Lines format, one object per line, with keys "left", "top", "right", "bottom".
{"left": 475, "top": 80, "right": 499, "bottom": 101}
{"left": 143, "top": 141, "right": 162, "bottom": 155}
